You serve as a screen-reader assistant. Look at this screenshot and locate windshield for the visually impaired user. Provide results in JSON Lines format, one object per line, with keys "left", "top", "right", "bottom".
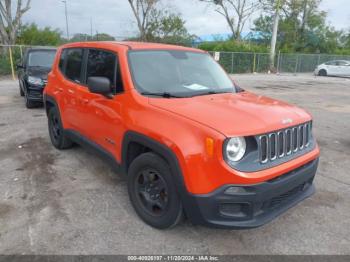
{"left": 27, "top": 50, "right": 56, "bottom": 68}
{"left": 128, "top": 50, "right": 236, "bottom": 97}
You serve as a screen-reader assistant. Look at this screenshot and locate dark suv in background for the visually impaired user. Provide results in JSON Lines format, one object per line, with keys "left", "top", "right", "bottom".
{"left": 17, "top": 47, "right": 57, "bottom": 108}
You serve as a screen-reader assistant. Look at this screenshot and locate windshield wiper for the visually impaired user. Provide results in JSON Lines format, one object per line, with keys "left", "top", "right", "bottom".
{"left": 194, "top": 89, "right": 233, "bottom": 97}
{"left": 141, "top": 92, "right": 188, "bottom": 98}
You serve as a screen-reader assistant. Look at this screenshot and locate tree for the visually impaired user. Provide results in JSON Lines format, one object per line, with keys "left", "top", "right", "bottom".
{"left": 146, "top": 10, "right": 196, "bottom": 45}
{"left": 17, "top": 23, "right": 62, "bottom": 46}
{"left": 340, "top": 31, "right": 350, "bottom": 50}
{"left": 94, "top": 33, "right": 115, "bottom": 41}
{"left": 269, "top": 1, "right": 280, "bottom": 71}
{"left": 70, "top": 33, "right": 93, "bottom": 42}
{"left": 200, "top": 0, "right": 260, "bottom": 40}
{"left": 259, "top": 0, "right": 285, "bottom": 71}
{"left": 253, "top": 0, "right": 340, "bottom": 54}
{"left": 70, "top": 33, "right": 115, "bottom": 42}
{"left": 127, "top": 0, "right": 159, "bottom": 41}
{"left": 0, "top": 0, "right": 31, "bottom": 45}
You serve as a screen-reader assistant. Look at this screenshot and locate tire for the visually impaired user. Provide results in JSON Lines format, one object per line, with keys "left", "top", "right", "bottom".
{"left": 318, "top": 69, "right": 327, "bottom": 76}
{"left": 128, "top": 152, "right": 183, "bottom": 229}
{"left": 19, "top": 81, "right": 24, "bottom": 97}
{"left": 24, "top": 91, "right": 36, "bottom": 109}
{"left": 48, "top": 107, "right": 73, "bottom": 150}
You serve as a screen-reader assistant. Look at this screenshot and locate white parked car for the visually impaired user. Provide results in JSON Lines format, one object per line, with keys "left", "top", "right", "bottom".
{"left": 315, "top": 60, "right": 350, "bottom": 77}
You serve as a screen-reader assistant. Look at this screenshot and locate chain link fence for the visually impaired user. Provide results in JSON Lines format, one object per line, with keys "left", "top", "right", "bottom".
{"left": 209, "top": 51, "right": 350, "bottom": 74}
{"left": 277, "top": 53, "right": 350, "bottom": 74}
{"left": 2, "top": 44, "right": 350, "bottom": 79}
{"left": 208, "top": 51, "right": 271, "bottom": 74}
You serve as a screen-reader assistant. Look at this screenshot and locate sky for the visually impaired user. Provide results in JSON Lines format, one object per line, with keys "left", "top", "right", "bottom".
{"left": 21, "top": 0, "right": 350, "bottom": 39}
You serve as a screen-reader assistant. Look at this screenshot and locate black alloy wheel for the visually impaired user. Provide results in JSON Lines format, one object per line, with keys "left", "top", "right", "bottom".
{"left": 134, "top": 168, "right": 169, "bottom": 217}
{"left": 128, "top": 152, "right": 183, "bottom": 229}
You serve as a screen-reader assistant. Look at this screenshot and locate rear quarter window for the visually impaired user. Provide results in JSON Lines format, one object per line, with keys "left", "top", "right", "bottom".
{"left": 65, "top": 48, "right": 84, "bottom": 82}
{"left": 59, "top": 49, "right": 66, "bottom": 72}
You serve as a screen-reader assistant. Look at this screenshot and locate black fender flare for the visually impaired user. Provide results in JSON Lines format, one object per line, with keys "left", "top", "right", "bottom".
{"left": 121, "top": 131, "right": 183, "bottom": 178}
{"left": 44, "top": 94, "right": 60, "bottom": 115}
{"left": 121, "top": 131, "right": 202, "bottom": 223}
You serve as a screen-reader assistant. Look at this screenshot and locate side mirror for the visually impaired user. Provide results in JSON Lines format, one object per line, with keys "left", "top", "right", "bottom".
{"left": 16, "top": 64, "right": 24, "bottom": 70}
{"left": 87, "top": 77, "right": 112, "bottom": 97}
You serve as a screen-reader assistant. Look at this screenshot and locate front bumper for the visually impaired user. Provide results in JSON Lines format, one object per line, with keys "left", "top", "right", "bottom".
{"left": 27, "top": 84, "right": 45, "bottom": 101}
{"left": 184, "top": 158, "right": 318, "bottom": 229}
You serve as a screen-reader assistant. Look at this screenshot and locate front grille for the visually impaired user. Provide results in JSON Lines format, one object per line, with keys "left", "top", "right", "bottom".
{"left": 258, "top": 122, "right": 312, "bottom": 164}
{"left": 28, "top": 90, "right": 42, "bottom": 98}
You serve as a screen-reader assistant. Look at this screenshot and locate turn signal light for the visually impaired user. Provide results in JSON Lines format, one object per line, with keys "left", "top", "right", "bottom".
{"left": 206, "top": 137, "right": 214, "bottom": 156}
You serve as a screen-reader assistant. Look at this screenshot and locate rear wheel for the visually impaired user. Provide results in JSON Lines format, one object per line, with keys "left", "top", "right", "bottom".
{"left": 48, "top": 107, "right": 73, "bottom": 150}
{"left": 318, "top": 69, "right": 327, "bottom": 76}
{"left": 128, "top": 152, "right": 183, "bottom": 229}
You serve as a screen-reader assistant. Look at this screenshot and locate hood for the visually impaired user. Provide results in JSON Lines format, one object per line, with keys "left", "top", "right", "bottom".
{"left": 27, "top": 67, "right": 51, "bottom": 80}
{"left": 149, "top": 92, "right": 311, "bottom": 137}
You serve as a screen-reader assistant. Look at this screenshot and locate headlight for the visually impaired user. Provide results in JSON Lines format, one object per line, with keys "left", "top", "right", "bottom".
{"left": 27, "top": 76, "right": 44, "bottom": 86}
{"left": 225, "top": 137, "right": 246, "bottom": 162}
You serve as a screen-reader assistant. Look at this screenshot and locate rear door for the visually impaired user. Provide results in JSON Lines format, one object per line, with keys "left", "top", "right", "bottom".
{"left": 325, "top": 61, "right": 337, "bottom": 75}
{"left": 59, "top": 48, "right": 86, "bottom": 132}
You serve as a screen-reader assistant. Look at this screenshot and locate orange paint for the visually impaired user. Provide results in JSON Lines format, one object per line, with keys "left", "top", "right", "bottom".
{"left": 45, "top": 41, "right": 320, "bottom": 195}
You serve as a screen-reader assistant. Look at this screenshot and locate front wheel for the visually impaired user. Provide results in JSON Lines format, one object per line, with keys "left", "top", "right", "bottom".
{"left": 24, "top": 91, "right": 36, "bottom": 108}
{"left": 318, "top": 69, "right": 327, "bottom": 76}
{"left": 19, "top": 82, "right": 24, "bottom": 96}
{"left": 127, "top": 152, "right": 183, "bottom": 229}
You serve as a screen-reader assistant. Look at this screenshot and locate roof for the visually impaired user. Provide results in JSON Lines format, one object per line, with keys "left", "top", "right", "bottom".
{"left": 60, "top": 41, "right": 204, "bottom": 53}
{"left": 26, "top": 47, "right": 57, "bottom": 51}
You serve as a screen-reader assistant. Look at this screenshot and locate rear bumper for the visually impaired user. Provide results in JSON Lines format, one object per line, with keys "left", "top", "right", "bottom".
{"left": 184, "top": 158, "right": 318, "bottom": 229}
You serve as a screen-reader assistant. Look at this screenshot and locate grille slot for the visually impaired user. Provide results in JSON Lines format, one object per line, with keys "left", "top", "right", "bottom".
{"left": 258, "top": 122, "right": 312, "bottom": 164}
{"left": 277, "top": 131, "right": 285, "bottom": 157}
{"left": 269, "top": 133, "right": 277, "bottom": 160}
{"left": 269, "top": 183, "right": 305, "bottom": 209}
{"left": 292, "top": 127, "right": 298, "bottom": 152}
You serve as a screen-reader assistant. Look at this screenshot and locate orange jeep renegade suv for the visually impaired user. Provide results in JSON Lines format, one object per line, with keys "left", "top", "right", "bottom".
{"left": 44, "top": 42, "right": 320, "bottom": 229}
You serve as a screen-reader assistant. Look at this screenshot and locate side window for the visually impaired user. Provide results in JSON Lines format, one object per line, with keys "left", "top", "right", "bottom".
{"left": 86, "top": 49, "right": 123, "bottom": 93}
{"left": 65, "top": 49, "right": 83, "bottom": 82}
{"left": 59, "top": 49, "right": 66, "bottom": 72}
{"left": 337, "top": 61, "right": 347, "bottom": 66}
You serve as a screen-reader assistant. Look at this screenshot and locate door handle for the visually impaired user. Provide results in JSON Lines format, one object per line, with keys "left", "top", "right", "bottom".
{"left": 82, "top": 98, "right": 89, "bottom": 104}
{"left": 57, "top": 87, "right": 63, "bottom": 92}
{"left": 68, "top": 89, "right": 75, "bottom": 94}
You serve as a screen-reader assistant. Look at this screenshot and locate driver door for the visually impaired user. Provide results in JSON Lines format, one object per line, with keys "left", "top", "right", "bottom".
{"left": 78, "top": 48, "right": 124, "bottom": 157}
